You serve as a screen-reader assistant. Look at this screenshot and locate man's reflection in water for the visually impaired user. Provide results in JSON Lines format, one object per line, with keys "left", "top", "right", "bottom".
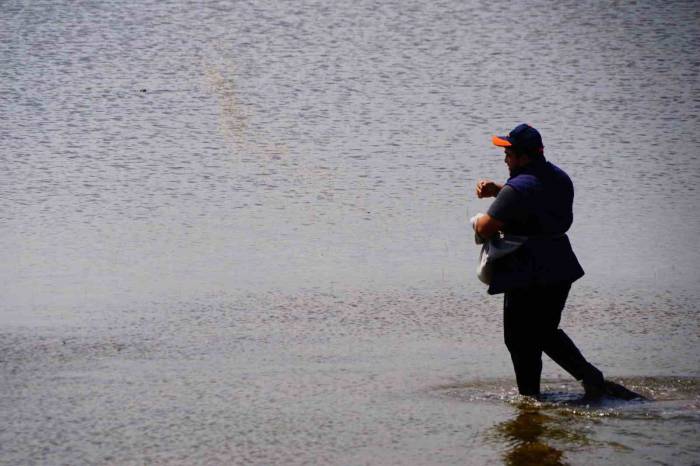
{"left": 492, "top": 404, "right": 587, "bottom": 466}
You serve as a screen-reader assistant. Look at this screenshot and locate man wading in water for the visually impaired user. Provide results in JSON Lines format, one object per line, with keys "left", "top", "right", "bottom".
{"left": 474, "top": 123, "right": 641, "bottom": 400}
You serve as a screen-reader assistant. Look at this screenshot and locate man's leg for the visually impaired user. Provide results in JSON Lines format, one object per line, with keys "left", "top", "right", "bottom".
{"left": 508, "top": 282, "right": 644, "bottom": 400}
{"left": 503, "top": 288, "right": 543, "bottom": 397}
{"left": 538, "top": 283, "right": 605, "bottom": 393}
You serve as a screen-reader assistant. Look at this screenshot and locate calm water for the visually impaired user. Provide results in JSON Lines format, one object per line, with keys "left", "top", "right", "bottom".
{"left": 1, "top": 0, "right": 699, "bottom": 464}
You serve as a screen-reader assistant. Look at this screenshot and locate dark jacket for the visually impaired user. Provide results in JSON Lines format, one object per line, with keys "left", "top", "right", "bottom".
{"left": 488, "top": 158, "right": 585, "bottom": 295}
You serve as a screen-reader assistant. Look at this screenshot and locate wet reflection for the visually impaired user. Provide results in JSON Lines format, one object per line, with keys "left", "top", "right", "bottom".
{"left": 491, "top": 403, "right": 589, "bottom": 466}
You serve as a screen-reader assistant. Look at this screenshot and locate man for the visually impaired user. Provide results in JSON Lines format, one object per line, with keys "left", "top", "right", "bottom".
{"left": 474, "top": 123, "right": 640, "bottom": 400}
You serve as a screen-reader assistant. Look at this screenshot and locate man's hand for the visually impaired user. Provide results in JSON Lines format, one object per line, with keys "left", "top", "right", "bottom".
{"left": 476, "top": 180, "right": 502, "bottom": 198}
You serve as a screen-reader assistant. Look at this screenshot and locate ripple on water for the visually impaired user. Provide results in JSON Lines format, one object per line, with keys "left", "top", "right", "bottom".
{"left": 435, "top": 376, "right": 699, "bottom": 408}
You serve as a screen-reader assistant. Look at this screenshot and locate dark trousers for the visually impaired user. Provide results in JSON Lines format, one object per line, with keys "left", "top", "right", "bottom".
{"left": 503, "top": 282, "right": 602, "bottom": 396}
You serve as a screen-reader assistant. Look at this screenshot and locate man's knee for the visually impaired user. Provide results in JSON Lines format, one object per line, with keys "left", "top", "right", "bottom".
{"left": 504, "top": 329, "right": 538, "bottom": 355}
{"left": 503, "top": 324, "right": 519, "bottom": 351}
{"left": 540, "top": 328, "right": 566, "bottom": 347}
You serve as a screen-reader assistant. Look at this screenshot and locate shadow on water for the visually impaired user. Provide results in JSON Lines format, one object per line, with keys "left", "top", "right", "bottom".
{"left": 489, "top": 404, "right": 582, "bottom": 466}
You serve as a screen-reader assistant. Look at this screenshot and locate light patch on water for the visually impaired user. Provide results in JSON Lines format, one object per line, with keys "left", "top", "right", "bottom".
{"left": 204, "top": 61, "right": 291, "bottom": 162}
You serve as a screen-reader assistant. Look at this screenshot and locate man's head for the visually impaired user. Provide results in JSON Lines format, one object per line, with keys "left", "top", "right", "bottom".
{"left": 492, "top": 123, "right": 544, "bottom": 155}
{"left": 492, "top": 124, "right": 544, "bottom": 173}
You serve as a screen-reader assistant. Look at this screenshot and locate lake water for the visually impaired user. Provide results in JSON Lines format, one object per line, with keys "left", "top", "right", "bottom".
{"left": 1, "top": 0, "right": 699, "bottom": 464}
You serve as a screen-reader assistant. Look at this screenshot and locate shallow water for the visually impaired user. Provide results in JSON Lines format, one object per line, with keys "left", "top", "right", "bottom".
{"left": 2, "top": 288, "right": 698, "bottom": 464}
{"left": 2, "top": 0, "right": 699, "bottom": 464}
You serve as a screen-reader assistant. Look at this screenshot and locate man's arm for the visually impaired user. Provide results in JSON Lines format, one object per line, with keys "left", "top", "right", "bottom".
{"left": 474, "top": 179, "right": 506, "bottom": 239}
{"left": 474, "top": 177, "right": 530, "bottom": 239}
{"left": 475, "top": 213, "right": 504, "bottom": 240}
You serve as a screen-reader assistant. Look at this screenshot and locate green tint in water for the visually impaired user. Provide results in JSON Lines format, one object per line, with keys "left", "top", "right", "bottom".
{"left": 492, "top": 407, "right": 572, "bottom": 466}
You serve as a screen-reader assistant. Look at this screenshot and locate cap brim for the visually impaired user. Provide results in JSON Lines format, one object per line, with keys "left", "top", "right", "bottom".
{"left": 492, "top": 135, "right": 512, "bottom": 147}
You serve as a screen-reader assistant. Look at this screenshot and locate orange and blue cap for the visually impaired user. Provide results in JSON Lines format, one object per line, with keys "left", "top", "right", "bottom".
{"left": 492, "top": 123, "right": 544, "bottom": 154}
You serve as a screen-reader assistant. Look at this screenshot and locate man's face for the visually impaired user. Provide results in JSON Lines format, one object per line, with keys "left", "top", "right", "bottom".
{"left": 504, "top": 147, "right": 522, "bottom": 174}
